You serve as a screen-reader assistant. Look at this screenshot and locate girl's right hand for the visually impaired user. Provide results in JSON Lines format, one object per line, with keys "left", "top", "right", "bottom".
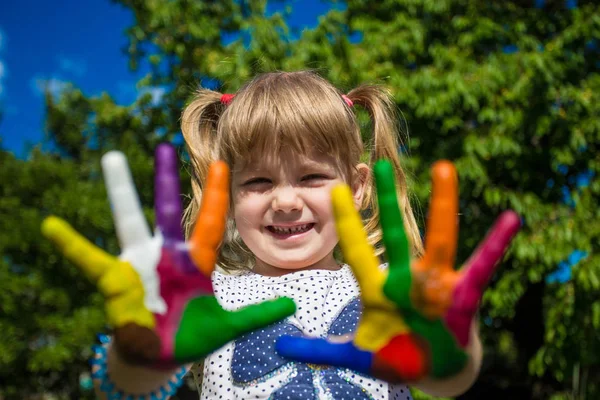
{"left": 276, "top": 160, "right": 519, "bottom": 382}
{"left": 42, "top": 143, "right": 295, "bottom": 369}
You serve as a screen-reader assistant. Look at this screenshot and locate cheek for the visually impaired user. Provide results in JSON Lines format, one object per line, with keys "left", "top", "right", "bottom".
{"left": 308, "top": 187, "right": 336, "bottom": 221}
{"left": 233, "top": 194, "right": 264, "bottom": 229}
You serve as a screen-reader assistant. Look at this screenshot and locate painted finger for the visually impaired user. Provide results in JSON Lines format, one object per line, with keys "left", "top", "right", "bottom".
{"left": 154, "top": 143, "right": 185, "bottom": 243}
{"left": 173, "top": 296, "right": 296, "bottom": 362}
{"left": 332, "top": 184, "right": 387, "bottom": 304}
{"left": 41, "top": 216, "right": 116, "bottom": 281}
{"left": 374, "top": 160, "right": 411, "bottom": 272}
{"left": 275, "top": 336, "right": 373, "bottom": 375}
{"left": 101, "top": 151, "right": 152, "bottom": 251}
{"left": 444, "top": 210, "right": 521, "bottom": 346}
{"left": 374, "top": 161, "right": 412, "bottom": 310}
{"left": 226, "top": 297, "right": 297, "bottom": 336}
{"left": 422, "top": 161, "right": 459, "bottom": 270}
{"left": 189, "top": 161, "right": 230, "bottom": 277}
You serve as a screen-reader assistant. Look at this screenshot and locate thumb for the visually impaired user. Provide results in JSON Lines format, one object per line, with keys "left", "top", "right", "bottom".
{"left": 275, "top": 336, "right": 373, "bottom": 374}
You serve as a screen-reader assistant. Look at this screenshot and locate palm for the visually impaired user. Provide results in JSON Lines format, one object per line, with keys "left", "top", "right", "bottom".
{"left": 42, "top": 144, "right": 295, "bottom": 368}
{"left": 276, "top": 159, "right": 520, "bottom": 382}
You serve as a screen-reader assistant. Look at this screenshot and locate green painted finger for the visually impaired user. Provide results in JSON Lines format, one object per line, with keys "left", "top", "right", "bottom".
{"left": 174, "top": 296, "right": 296, "bottom": 363}
{"left": 374, "top": 160, "right": 410, "bottom": 268}
{"left": 226, "top": 297, "right": 297, "bottom": 335}
{"left": 374, "top": 160, "right": 412, "bottom": 310}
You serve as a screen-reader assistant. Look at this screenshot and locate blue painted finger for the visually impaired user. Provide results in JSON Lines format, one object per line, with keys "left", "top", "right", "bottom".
{"left": 275, "top": 335, "right": 373, "bottom": 375}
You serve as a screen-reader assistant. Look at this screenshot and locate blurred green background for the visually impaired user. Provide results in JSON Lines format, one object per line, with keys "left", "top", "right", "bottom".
{"left": 0, "top": 0, "right": 599, "bottom": 399}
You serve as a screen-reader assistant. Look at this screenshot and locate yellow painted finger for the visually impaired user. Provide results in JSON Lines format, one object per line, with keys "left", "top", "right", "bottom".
{"left": 41, "top": 216, "right": 116, "bottom": 281}
{"left": 332, "top": 185, "right": 387, "bottom": 306}
{"left": 42, "top": 216, "right": 154, "bottom": 329}
{"left": 332, "top": 185, "right": 410, "bottom": 351}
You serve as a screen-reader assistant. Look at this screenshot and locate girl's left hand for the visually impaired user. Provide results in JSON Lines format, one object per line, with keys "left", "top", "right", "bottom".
{"left": 276, "top": 159, "right": 521, "bottom": 382}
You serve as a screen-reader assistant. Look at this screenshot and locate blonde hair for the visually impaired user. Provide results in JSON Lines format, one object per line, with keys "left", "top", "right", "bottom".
{"left": 181, "top": 71, "right": 423, "bottom": 272}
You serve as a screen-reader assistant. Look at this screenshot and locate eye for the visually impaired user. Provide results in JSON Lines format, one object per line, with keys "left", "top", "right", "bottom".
{"left": 302, "top": 174, "right": 328, "bottom": 181}
{"left": 243, "top": 177, "right": 271, "bottom": 186}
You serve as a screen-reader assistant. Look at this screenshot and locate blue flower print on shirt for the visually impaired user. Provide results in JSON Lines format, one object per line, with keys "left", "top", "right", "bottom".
{"left": 231, "top": 297, "right": 378, "bottom": 399}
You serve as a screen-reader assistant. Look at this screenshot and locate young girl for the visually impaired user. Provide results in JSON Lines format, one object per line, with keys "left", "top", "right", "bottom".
{"left": 42, "top": 70, "right": 515, "bottom": 399}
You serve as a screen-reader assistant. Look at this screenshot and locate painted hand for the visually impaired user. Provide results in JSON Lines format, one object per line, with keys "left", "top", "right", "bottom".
{"left": 42, "top": 144, "right": 295, "bottom": 368}
{"left": 276, "top": 159, "right": 520, "bottom": 382}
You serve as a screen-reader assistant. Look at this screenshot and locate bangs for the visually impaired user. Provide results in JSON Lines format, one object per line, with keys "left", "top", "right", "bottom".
{"left": 217, "top": 71, "right": 362, "bottom": 169}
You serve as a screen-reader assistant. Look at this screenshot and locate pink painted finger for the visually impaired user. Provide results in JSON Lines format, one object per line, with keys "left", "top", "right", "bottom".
{"left": 444, "top": 211, "right": 521, "bottom": 346}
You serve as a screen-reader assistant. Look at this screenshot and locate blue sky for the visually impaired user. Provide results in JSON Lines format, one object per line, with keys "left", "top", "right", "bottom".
{"left": 0, "top": 0, "right": 334, "bottom": 157}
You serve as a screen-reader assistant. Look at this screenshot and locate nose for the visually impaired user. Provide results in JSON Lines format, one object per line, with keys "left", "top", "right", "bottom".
{"left": 271, "top": 185, "right": 303, "bottom": 212}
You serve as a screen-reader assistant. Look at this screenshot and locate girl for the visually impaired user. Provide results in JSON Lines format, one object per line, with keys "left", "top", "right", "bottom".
{"left": 43, "top": 70, "right": 517, "bottom": 399}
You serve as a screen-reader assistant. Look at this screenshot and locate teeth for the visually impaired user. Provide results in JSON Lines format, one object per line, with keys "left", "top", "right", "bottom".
{"left": 272, "top": 224, "right": 311, "bottom": 234}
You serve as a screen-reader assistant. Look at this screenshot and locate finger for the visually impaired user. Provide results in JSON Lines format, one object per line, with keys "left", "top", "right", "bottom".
{"left": 154, "top": 143, "right": 184, "bottom": 242}
{"left": 460, "top": 210, "right": 521, "bottom": 293}
{"left": 374, "top": 161, "right": 412, "bottom": 309}
{"left": 41, "top": 216, "right": 117, "bottom": 281}
{"left": 445, "top": 211, "right": 521, "bottom": 346}
{"left": 332, "top": 184, "right": 386, "bottom": 301}
{"left": 189, "top": 161, "right": 230, "bottom": 277}
{"left": 374, "top": 160, "right": 410, "bottom": 271}
{"left": 101, "top": 151, "right": 152, "bottom": 251}
{"left": 275, "top": 336, "right": 373, "bottom": 375}
{"left": 227, "top": 297, "right": 296, "bottom": 336}
{"left": 173, "top": 296, "right": 296, "bottom": 362}
{"left": 422, "top": 160, "right": 459, "bottom": 269}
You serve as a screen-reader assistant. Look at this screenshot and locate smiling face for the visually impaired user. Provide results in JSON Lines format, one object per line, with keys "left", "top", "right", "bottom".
{"left": 232, "top": 151, "right": 368, "bottom": 276}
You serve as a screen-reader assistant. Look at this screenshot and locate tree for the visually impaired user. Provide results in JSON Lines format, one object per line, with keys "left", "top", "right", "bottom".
{"left": 1, "top": 0, "right": 598, "bottom": 398}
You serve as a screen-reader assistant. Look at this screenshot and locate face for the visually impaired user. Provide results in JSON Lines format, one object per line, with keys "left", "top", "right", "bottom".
{"left": 232, "top": 151, "right": 367, "bottom": 276}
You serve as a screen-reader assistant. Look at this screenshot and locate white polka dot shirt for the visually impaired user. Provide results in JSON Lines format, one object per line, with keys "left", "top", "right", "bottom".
{"left": 193, "top": 265, "right": 413, "bottom": 400}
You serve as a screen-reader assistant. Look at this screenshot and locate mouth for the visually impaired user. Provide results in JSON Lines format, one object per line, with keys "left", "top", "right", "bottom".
{"left": 266, "top": 223, "right": 315, "bottom": 239}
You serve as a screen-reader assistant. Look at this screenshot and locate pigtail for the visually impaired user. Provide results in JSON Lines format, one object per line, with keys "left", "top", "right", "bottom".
{"left": 346, "top": 85, "right": 424, "bottom": 257}
{"left": 180, "top": 89, "right": 228, "bottom": 240}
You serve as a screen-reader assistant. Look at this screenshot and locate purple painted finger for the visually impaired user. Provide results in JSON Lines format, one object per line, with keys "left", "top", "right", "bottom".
{"left": 444, "top": 211, "right": 521, "bottom": 346}
{"left": 155, "top": 144, "right": 184, "bottom": 243}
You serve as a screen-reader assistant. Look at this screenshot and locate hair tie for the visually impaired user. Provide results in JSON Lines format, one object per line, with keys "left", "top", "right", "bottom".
{"left": 342, "top": 95, "right": 353, "bottom": 107}
{"left": 220, "top": 94, "right": 235, "bottom": 105}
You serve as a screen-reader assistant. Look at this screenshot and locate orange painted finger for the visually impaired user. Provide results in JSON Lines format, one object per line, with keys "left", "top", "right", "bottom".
{"left": 189, "top": 161, "right": 230, "bottom": 276}
{"left": 422, "top": 161, "right": 459, "bottom": 270}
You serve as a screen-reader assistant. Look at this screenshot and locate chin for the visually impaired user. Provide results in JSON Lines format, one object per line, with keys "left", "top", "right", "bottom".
{"left": 267, "top": 258, "right": 317, "bottom": 270}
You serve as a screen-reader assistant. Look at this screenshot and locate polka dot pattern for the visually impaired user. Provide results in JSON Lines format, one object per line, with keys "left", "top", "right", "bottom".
{"left": 197, "top": 265, "right": 413, "bottom": 399}
{"left": 328, "top": 297, "right": 361, "bottom": 336}
{"left": 232, "top": 320, "right": 302, "bottom": 383}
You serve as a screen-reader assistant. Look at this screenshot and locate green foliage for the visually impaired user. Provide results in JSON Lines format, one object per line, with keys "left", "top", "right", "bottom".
{"left": 1, "top": 0, "right": 599, "bottom": 398}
